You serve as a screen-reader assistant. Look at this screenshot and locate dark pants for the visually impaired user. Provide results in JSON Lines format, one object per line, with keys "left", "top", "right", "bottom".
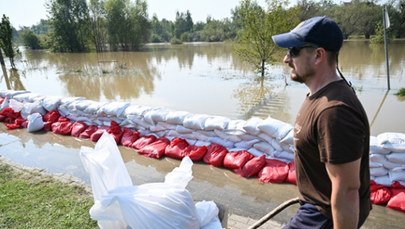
{"left": 282, "top": 203, "right": 333, "bottom": 229}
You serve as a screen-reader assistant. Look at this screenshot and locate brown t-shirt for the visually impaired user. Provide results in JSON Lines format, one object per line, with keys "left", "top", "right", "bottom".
{"left": 294, "top": 80, "right": 371, "bottom": 224}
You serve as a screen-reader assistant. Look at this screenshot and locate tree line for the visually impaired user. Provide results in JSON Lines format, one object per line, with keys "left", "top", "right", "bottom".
{"left": 1, "top": 0, "right": 404, "bottom": 75}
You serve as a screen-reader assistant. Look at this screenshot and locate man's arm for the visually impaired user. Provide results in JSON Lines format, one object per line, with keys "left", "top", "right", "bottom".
{"left": 325, "top": 158, "right": 361, "bottom": 229}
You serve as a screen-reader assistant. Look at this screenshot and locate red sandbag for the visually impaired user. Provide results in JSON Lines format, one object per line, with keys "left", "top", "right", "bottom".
{"left": 0, "top": 107, "right": 21, "bottom": 122}
{"left": 132, "top": 135, "right": 157, "bottom": 150}
{"left": 90, "top": 126, "right": 109, "bottom": 142}
{"left": 71, "top": 121, "right": 88, "bottom": 137}
{"left": 287, "top": 162, "right": 296, "bottom": 185}
{"left": 258, "top": 158, "right": 289, "bottom": 183}
{"left": 223, "top": 150, "right": 254, "bottom": 170}
{"left": 165, "top": 138, "right": 189, "bottom": 160}
{"left": 51, "top": 121, "right": 73, "bottom": 135}
{"left": 387, "top": 192, "right": 405, "bottom": 212}
{"left": 184, "top": 145, "right": 207, "bottom": 161}
{"left": 370, "top": 181, "right": 392, "bottom": 205}
{"left": 390, "top": 181, "right": 405, "bottom": 196}
{"left": 107, "top": 121, "right": 123, "bottom": 144}
{"left": 138, "top": 137, "right": 170, "bottom": 159}
{"left": 120, "top": 128, "right": 140, "bottom": 147}
{"left": 79, "top": 125, "right": 98, "bottom": 139}
{"left": 43, "top": 121, "right": 53, "bottom": 131}
{"left": 5, "top": 123, "right": 20, "bottom": 129}
{"left": 43, "top": 110, "right": 60, "bottom": 123}
{"left": 234, "top": 155, "right": 266, "bottom": 178}
{"left": 203, "top": 143, "right": 228, "bottom": 167}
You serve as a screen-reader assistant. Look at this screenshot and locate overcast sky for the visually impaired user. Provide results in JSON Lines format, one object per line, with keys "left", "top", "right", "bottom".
{"left": 0, "top": 0, "right": 269, "bottom": 28}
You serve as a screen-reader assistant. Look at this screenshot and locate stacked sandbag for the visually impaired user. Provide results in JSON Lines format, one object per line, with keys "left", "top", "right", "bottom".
{"left": 1, "top": 89, "right": 404, "bottom": 213}
{"left": 369, "top": 133, "right": 405, "bottom": 211}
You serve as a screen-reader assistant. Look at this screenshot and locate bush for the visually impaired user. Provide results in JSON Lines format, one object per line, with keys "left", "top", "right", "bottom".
{"left": 170, "top": 38, "right": 182, "bottom": 45}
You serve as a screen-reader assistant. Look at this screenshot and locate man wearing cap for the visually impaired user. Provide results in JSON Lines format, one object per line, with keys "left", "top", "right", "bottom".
{"left": 272, "top": 16, "right": 371, "bottom": 229}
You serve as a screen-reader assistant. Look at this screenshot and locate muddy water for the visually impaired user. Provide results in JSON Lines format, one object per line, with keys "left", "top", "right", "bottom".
{"left": 1, "top": 41, "right": 405, "bottom": 135}
{"left": 1, "top": 41, "right": 405, "bottom": 226}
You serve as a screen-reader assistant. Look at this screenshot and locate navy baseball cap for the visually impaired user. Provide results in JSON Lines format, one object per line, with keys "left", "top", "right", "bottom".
{"left": 272, "top": 16, "right": 343, "bottom": 52}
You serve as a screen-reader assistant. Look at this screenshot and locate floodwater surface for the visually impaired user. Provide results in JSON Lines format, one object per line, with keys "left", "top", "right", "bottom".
{"left": 1, "top": 41, "right": 404, "bottom": 135}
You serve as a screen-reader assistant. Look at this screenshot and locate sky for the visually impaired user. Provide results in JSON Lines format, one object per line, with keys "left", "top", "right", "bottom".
{"left": 0, "top": 0, "right": 268, "bottom": 28}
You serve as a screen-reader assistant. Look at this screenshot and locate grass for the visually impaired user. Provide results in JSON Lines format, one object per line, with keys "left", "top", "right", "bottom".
{"left": 0, "top": 161, "right": 97, "bottom": 229}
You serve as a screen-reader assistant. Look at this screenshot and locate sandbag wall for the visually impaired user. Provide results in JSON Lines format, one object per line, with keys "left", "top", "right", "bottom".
{"left": 0, "top": 89, "right": 404, "bottom": 212}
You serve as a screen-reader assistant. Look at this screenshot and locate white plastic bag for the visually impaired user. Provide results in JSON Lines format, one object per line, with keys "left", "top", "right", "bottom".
{"left": 80, "top": 132, "right": 220, "bottom": 229}
{"left": 27, "top": 113, "right": 44, "bottom": 132}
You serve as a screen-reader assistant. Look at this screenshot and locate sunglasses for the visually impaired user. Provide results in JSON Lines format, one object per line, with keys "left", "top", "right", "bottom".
{"left": 287, "top": 45, "right": 319, "bottom": 58}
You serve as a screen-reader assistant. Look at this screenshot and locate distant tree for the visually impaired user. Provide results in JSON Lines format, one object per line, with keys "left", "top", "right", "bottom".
{"left": 174, "top": 10, "right": 193, "bottom": 39}
{"left": 47, "top": 0, "right": 92, "bottom": 52}
{"left": 0, "top": 14, "right": 17, "bottom": 68}
{"left": 20, "top": 28, "right": 43, "bottom": 49}
{"left": 89, "top": 0, "right": 108, "bottom": 51}
{"left": 235, "top": 0, "right": 299, "bottom": 77}
{"left": 104, "top": 0, "right": 150, "bottom": 51}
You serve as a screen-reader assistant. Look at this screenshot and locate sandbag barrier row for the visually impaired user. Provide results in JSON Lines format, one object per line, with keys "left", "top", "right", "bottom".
{"left": 0, "top": 89, "right": 404, "bottom": 213}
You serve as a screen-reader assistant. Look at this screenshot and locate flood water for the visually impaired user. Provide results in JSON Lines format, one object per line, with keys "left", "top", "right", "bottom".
{"left": 1, "top": 40, "right": 404, "bottom": 136}
{"left": 1, "top": 41, "right": 405, "bottom": 227}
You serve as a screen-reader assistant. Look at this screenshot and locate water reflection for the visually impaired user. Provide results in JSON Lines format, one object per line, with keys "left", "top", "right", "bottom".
{"left": 1, "top": 41, "right": 405, "bottom": 135}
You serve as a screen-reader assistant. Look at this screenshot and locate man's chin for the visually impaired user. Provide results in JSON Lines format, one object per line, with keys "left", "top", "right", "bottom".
{"left": 291, "top": 75, "right": 304, "bottom": 83}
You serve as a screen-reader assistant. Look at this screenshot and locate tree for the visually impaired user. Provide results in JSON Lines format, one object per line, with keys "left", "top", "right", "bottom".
{"left": 104, "top": 0, "right": 150, "bottom": 51}
{"left": 89, "top": 0, "right": 108, "bottom": 51}
{"left": 235, "top": 0, "right": 299, "bottom": 77}
{"left": 0, "top": 14, "right": 17, "bottom": 68}
{"left": 20, "top": 28, "right": 43, "bottom": 49}
{"left": 174, "top": 10, "right": 193, "bottom": 39}
{"left": 47, "top": 0, "right": 91, "bottom": 52}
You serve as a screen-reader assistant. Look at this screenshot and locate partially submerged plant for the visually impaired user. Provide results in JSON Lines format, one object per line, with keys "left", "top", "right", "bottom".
{"left": 394, "top": 88, "right": 405, "bottom": 97}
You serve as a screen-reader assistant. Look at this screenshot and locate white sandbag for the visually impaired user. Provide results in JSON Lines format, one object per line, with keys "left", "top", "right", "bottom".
{"left": 27, "top": 113, "right": 44, "bottom": 132}
{"left": 369, "top": 136, "right": 391, "bottom": 154}
{"left": 273, "top": 151, "right": 295, "bottom": 162}
{"left": 369, "top": 153, "right": 387, "bottom": 163}
{"left": 383, "top": 143, "right": 405, "bottom": 153}
{"left": 176, "top": 125, "right": 194, "bottom": 134}
{"left": 204, "top": 116, "right": 230, "bottom": 131}
{"left": 9, "top": 99, "right": 24, "bottom": 112}
{"left": 143, "top": 107, "right": 171, "bottom": 125}
{"left": 234, "top": 139, "right": 261, "bottom": 149}
{"left": 369, "top": 161, "right": 383, "bottom": 168}
{"left": 21, "top": 101, "right": 47, "bottom": 119}
{"left": 213, "top": 129, "right": 242, "bottom": 142}
{"left": 83, "top": 101, "right": 106, "bottom": 115}
{"left": 226, "top": 119, "right": 247, "bottom": 131}
{"left": 183, "top": 114, "right": 210, "bottom": 130}
{"left": 194, "top": 140, "right": 211, "bottom": 147}
{"left": 0, "top": 89, "right": 29, "bottom": 98}
{"left": 156, "top": 121, "right": 177, "bottom": 131}
{"left": 247, "top": 147, "right": 266, "bottom": 157}
{"left": 258, "top": 133, "right": 283, "bottom": 152}
{"left": 280, "top": 129, "right": 294, "bottom": 145}
{"left": 123, "top": 104, "right": 152, "bottom": 117}
{"left": 370, "top": 167, "right": 389, "bottom": 177}
{"left": 377, "top": 132, "right": 405, "bottom": 145}
{"left": 389, "top": 167, "right": 405, "bottom": 182}
{"left": 165, "top": 110, "right": 191, "bottom": 125}
{"left": 195, "top": 201, "right": 221, "bottom": 229}
{"left": 41, "top": 96, "right": 62, "bottom": 112}
{"left": 242, "top": 117, "right": 263, "bottom": 135}
{"left": 373, "top": 175, "right": 392, "bottom": 187}
{"left": 382, "top": 160, "right": 403, "bottom": 170}
{"left": 98, "top": 102, "right": 130, "bottom": 117}
{"left": 257, "top": 116, "right": 293, "bottom": 140}
{"left": 13, "top": 92, "right": 44, "bottom": 103}
{"left": 386, "top": 152, "right": 405, "bottom": 164}
{"left": 209, "top": 137, "right": 234, "bottom": 149}
{"left": 253, "top": 141, "right": 275, "bottom": 156}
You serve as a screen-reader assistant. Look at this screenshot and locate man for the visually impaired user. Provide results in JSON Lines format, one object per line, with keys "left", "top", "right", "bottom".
{"left": 272, "top": 16, "right": 371, "bottom": 229}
